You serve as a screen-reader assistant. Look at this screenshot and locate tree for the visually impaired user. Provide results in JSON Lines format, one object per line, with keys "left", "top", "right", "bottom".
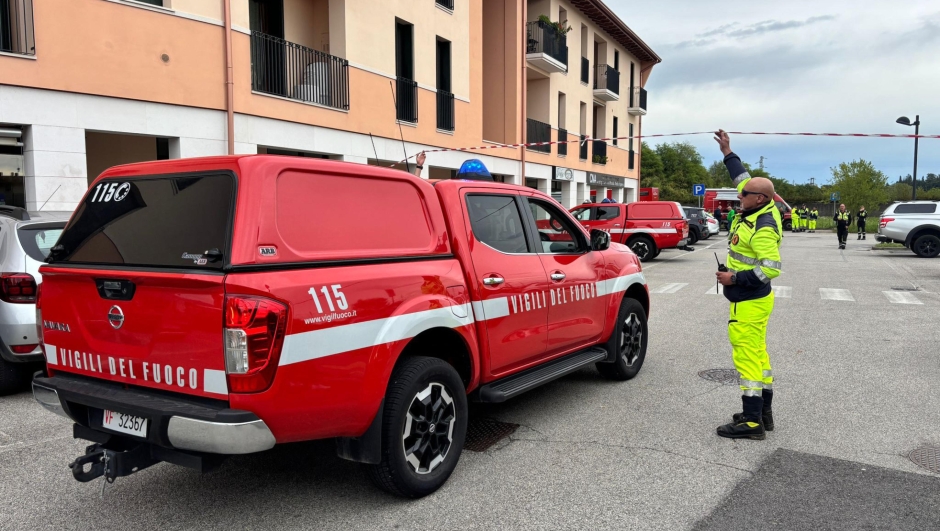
{"left": 887, "top": 182, "right": 913, "bottom": 202}
{"left": 829, "top": 160, "right": 889, "bottom": 211}
{"left": 639, "top": 142, "right": 663, "bottom": 184}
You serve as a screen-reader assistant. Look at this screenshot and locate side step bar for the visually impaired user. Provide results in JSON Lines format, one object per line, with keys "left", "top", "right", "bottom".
{"left": 475, "top": 347, "right": 608, "bottom": 403}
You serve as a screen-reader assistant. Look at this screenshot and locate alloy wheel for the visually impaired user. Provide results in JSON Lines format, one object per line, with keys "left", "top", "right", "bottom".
{"left": 620, "top": 313, "right": 643, "bottom": 366}
{"left": 631, "top": 242, "right": 650, "bottom": 260}
{"left": 917, "top": 239, "right": 937, "bottom": 256}
{"left": 402, "top": 382, "right": 456, "bottom": 474}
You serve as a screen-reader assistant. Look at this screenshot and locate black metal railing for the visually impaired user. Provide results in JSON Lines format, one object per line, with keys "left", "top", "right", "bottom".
{"left": 580, "top": 57, "right": 589, "bottom": 84}
{"left": 250, "top": 31, "right": 350, "bottom": 110}
{"left": 628, "top": 150, "right": 636, "bottom": 170}
{"left": 437, "top": 90, "right": 455, "bottom": 131}
{"left": 396, "top": 77, "right": 418, "bottom": 123}
{"left": 435, "top": 0, "right": 454, "bottom": 10}
{"left": 527, "top": 118, "right": 551, "bottom": 153}
{"left": 0, "top": 0, "right": 35, "bottom": 56}
{"left": 558, "top": 128, "right": 568, "bottom": 156}
{"left": 579, "top": 134, "right": 588, "bottom": 160}
{"left": 630, "top": 87, "right": 648, "bottom": 110}
{"left": 594, "top": 64, "right": 619, "bottom": 95}
{"left": 592, "top": 140, "right": 607, "bottom": 164}
{"left": 526, "top": 20, "right": 568, "bottom": 70}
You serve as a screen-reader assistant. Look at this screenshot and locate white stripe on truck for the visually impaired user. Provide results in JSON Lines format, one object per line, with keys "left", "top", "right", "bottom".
{"left": 45, "top": 344, "right": 58, "bottom": 365}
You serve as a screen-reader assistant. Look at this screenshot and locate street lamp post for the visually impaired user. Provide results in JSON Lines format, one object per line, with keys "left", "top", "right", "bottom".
{"left": 896, "top": 115, "right": 920, "bottom": 200}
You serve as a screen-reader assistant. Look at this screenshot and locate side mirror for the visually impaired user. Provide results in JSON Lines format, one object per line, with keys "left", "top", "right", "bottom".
{"left": 590, "top": 229, "right": 610, "bottom": 251}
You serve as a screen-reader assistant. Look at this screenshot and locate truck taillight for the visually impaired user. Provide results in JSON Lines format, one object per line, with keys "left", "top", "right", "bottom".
{"left": 0, "top": 273, "right": 37, "bottom": 303}
{"left": 35, "top": 282, "right": 43, "bottom": 345}
{"left": 880, "top": 217, "right": 894, "bottom": 229}
{"left": 224, "top": 295, "right": 288, "bottom": 393}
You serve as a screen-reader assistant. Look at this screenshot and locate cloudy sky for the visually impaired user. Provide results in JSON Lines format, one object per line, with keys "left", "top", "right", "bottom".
{"left": 609, "top": 1, "right": 940, "bottom": 184}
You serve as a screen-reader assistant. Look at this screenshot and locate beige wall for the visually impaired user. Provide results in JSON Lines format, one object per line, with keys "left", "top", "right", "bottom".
{"left": 85, "top": 132, "right": 159, "bottom": 185}
{"left": 481, "top": 0, "right": 521, "bottom": 146}
{"left": 167, "top": 0, "right": 222, "bottom": 22}
{"left": 341, "top": 0, "right": 470, "bottom": 99}
{"left": 283, "top": 0, "right": 322, "bottom": 51}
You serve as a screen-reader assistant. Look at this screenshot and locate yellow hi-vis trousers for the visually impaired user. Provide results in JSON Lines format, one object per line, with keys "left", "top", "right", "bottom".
{"left": 729, "top": 292, "right": 774, "bottom": 395}
{"left": 809, "top": 220, "right": 817, "bottom": 231}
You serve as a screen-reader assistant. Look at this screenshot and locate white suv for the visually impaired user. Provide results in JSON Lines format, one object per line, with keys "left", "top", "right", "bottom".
{"left": 0, "top": 207, "right": 68, "bottom": 394}
{"left": 877, "top": 201, "right": 940, "bottom": 258}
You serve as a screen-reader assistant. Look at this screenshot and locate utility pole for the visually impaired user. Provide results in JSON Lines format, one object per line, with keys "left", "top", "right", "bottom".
{"left": 809, "top": 177, "right": 815, "bottom": 186}
{"left": 758, "top": 156, "right": 766, "bottom": 171}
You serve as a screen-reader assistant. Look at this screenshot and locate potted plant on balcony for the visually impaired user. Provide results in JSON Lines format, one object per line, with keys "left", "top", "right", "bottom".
{"left": 592, "top": 155, "right": 609, "bottom": 165}
{"left": 538, "top": 15, "right": 572, "bottom": 36}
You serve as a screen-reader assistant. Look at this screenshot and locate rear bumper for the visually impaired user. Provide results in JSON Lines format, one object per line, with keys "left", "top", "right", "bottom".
{"left": 33, "top": 375, "right": 275, "bottom": 455}
{"left": 0, "top": 333, "right": 42, "bottom": 364}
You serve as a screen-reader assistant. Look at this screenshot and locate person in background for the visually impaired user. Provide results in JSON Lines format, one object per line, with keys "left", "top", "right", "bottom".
{"left": 800, "top": 204, "right": 809, "bottom": 232}
{"left": 726, "top": 206, "right": 736, "bottom": 229}
{"left": 413, "top": 152, "right": 426, "bottom": 177}
{"left": 857, "top": 206, "right": 868, "bottom": 240}
{"left": 834, "top": 203, "right": 852, "bottom": 249}
{"left": 809, "top": 207, "right": 819, "bottom": 232}
{"left": 714, "top": 206, "right": 724, "bottom": 231}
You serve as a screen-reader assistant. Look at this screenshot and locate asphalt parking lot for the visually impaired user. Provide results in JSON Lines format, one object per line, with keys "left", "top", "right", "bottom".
{"left": 2, "top": 231, "right": 939, "bottom": 530}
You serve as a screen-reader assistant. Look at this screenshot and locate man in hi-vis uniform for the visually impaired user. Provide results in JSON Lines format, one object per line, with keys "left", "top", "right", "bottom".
{"left": 713, "top": 130, "right": 782, "bottom": 440}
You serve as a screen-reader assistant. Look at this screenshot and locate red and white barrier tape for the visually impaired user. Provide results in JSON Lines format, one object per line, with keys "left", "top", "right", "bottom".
{"left": 405, "top": 130, "right": 940, "bottom": 161}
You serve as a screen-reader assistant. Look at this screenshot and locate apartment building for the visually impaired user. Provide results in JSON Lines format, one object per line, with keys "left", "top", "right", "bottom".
{"left": 0, "top": 0, "right": 658, "bottom": 212}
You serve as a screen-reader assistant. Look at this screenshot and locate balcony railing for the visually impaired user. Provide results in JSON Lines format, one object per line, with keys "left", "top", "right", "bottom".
{"left": 579, "top": 134, "right": 588, "bottom": 160}
{"left": 435, "top": 0, "right": 454, "bottom": 10}
{"left": 558, "top": 128, "right": 568, "bottom": 156}
{"left": 580, "top": 57, "right": 589, "bottom": 84}
{"left": 527, "top": 118, "right": 551, "bottom": 153}
{"left": 594, "top": 64, "right": 619, "bottom": 95}
{"left": 396, "top": 77, "right": 418, "bottom": 123}
{"left": 0, "top": 0, "right": 35, "bottom": 56}
{"left": 592, "top": 140, "right": 607, "bottom": 164}
{"left": 526, "top": 20, "right": 568, "bottom": 71}
{"left": 628, "top": 87, "right": 648, "bottom": 115}
{"left": 628, "top": 150, "right": 636, "bottom": 170}
{"left": 437, "top": 90, "right": 455, "bottom": 131}
{"left": 251, "top": 32, "right": 349, "bottom": 110}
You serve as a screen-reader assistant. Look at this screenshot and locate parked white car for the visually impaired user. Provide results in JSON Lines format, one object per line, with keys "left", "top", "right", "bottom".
{"left": 0, "top": 207, "right": 68, "bottom": 394}
{"left": 705, "top": 214, "right": 720, "bottom": 236}
{"left": 877, "top": 201, "right": 940, "bottom": 258}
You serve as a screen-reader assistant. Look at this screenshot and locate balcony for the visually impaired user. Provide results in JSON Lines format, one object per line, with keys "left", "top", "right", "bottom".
{"left": 526, "top": 20, "right": 568, "bottom": 74}
{"left": 0, "top": 0, "right": 35, "bottom": 56}
{"left": 592, "top": 140, "right": 607, "bottom": 165}
{"left": 396, "top": 77, "right": 418, "bottom": 123}
{"left": 557, "top": 128, "right": 568, "bottom": 156}
{"left": 437, "top": 90, "right": 455, "bottom": 132}
{"left": 580, "top": 57, "right": 589, "bottom": 85}
{"left": 527, "top": 118, "right": 551, "bottom": 154}
{"left": 592, "top": 64, "right": 619, "bottom": 101}
{"left": 250, "top": 32, "right": 350, "bottom": 111}
{"left": 579, "top": 134, "right": 588, "bottom": 160}
{"left": 628, "top": 87, "right": 648, "bottom": 116}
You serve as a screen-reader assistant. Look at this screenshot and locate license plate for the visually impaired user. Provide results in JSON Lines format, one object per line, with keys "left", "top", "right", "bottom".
{"left": 102, "top": 409, "right": 148, "bottom": 438}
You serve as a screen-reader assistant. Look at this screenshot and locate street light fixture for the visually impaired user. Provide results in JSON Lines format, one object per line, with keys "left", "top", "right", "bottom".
{"left": 896, "top": 115, "right": 920, "bottom": 200}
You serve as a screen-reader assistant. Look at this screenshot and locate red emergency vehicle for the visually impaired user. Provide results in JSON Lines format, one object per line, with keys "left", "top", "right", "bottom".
{"left": 639, "top": 187, "right": 659, "bottom": 202}
{"left": 704, "top": 188, "right": 793, "bottom": 231}
{"left": 32, "top": 156, "right": 650, "bottom": 498}
{"left": 570, "top": 201, "right": 690, "bottom": 262}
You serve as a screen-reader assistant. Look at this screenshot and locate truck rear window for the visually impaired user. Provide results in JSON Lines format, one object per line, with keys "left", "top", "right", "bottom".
{"left": 52, "top": 174, "right": 234, "bottom": 269}
{"left": 18, "top": 224, "right": 65, "bottom": 262}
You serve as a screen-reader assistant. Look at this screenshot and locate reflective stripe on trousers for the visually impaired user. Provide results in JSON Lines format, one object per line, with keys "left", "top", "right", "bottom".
{"left": 729, "top": 292, "right": 775, "bottom": 394}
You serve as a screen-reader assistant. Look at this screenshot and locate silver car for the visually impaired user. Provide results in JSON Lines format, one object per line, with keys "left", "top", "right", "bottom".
{"left": 877, "top": 201, "right": 940, "bottom": 258}
{"left": 0, "top": 207, "right": 68, "bottom": 394}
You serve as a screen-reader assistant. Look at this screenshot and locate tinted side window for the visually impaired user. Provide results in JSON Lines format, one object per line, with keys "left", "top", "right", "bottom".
{"left": 528, "top": 199, "right": 583, "bottom": 254}
{"left": 18, "top": 225, "right": 65, "bottom": 262}
{"left": 895, "top": 204, "right": 937, "bottom": 214}
{"left": 466, "top": 194, "right": 530, "bottom": 254}
{"left": 596, "top": 206, "right": 620, "bottom": 221}
{"left": 571, "top": 207, "right": 593, "bottom": 221}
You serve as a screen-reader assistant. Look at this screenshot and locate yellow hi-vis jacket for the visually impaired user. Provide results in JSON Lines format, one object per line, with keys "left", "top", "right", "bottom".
{"left": 724, "top": 202, "right": 783, "bottom": 303}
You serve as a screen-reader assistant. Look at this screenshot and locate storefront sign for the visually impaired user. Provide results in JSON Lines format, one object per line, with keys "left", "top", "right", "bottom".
{"left": 587, "top": 172, "right": 624, "bottom": 189}
{"left": 552, "top": 167, "right": 574, "bottom": 181}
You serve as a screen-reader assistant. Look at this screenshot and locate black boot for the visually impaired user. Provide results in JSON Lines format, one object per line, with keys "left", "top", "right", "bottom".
{"left": 863, "top": 234, "right": 866, "bottom": 240}
{"left": 733, "top": 389, "right": 774, "bottom": 430}
{"left": 718, "top": 395, "right": 766, "bottom": 440}
{"left": 857, "top": 234, "right": 861, "bottom": 240}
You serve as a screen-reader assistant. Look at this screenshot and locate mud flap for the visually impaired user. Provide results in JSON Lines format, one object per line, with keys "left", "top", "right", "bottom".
{"left": 335, "top": 400, "right": 384, "bottom": 464}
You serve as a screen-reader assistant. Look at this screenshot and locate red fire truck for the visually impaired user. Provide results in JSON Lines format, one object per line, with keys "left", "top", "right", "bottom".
{"left": 704, "top": 188, "right": 793, "bottom": 231}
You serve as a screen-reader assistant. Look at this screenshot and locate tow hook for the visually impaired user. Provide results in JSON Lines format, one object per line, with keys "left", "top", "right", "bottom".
{"left": 68, "top": 443, "right": 158, "bottom": 485}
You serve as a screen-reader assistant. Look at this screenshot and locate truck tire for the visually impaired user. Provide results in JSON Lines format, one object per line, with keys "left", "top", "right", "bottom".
{"left": 596, "top": 298, "right": 648, "bottom": 381}
{"left": 629, "top": 236, "right": 657, "bottom": 262}
{"left": 688, "top": 227, "right": 700, "bottom": 245}
{"left": 0, "top": 359, "right": 25, "bottom": 396}
{"left": 912, "top": 234, "right": 940, "bottom": 258}
{"left": 368, "top": 356, "right": 467, "bottom": 498}
{"left": 784, "top": 219, "right": 792, "bottom": 231}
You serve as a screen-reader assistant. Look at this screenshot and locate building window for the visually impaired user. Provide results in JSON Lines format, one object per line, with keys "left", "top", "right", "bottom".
{"left": 395, "top": 19, "right": 417, "bottom": 123}
{"left": 0, "top": 0, "right": 35, "bottom": 56}
{"left": 614, "top": 50, "right": 619, "bottom": 71}
{"left": 629, "top": 123, "right": 634, "bottom": 151}
{"left": 436, "top": 37, "right": 454, "bottom": 131}
{"left": 612, "top": 117, "right": 618, "bottom": 146}
{"left": 134, "top": 0, "right": 165, "bottom": 6}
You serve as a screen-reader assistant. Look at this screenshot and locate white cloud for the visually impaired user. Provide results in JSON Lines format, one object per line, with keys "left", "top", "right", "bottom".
{"left": 607, "top": 1, "right": 940, "bottom": 183}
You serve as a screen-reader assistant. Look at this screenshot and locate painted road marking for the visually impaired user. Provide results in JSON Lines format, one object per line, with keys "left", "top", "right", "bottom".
{"left": 883, "top": 291, "right": 923, "bottom": 305}
{"left": 820, "top": 288, "right": 855, "bottom": 302}
{"left": 650, "top": 283, "right": 688, "bottom": 294}
{"left": 705, "top": 284, "right": 722, "bottom": 295}
{"left": 773, "top": 286, "right": 792, "bottom": 298}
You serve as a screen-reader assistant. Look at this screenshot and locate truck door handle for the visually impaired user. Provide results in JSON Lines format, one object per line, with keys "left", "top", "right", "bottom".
{"left": 483, "top": 277, "right": 504, "bottom": 286}
{"left": 550, "top": 272, "right": 566, "bottom": 282}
